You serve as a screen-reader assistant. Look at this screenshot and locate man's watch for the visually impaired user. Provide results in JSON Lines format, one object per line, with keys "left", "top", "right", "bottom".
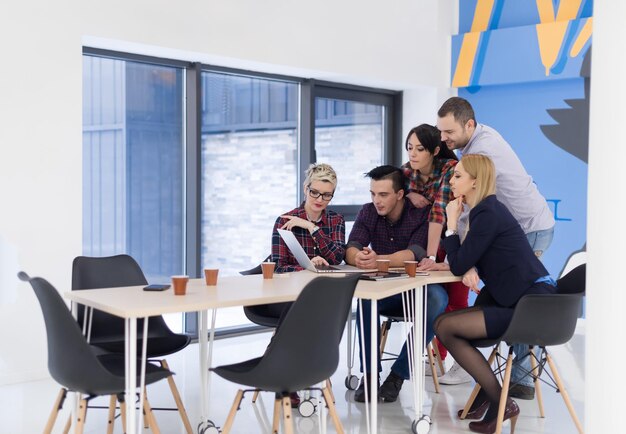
{"left": 445, "top": 229, "right": 458, "bottom": 237}
{"left": 309, "top": 225, "right": 320, "bottom": 234}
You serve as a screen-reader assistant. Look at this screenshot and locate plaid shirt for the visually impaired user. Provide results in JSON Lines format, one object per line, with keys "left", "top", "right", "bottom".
{"left": 401, "top": 158, "right": 457, "bottom": 226}
{"left": 271, "top": 204, "right": 346, "bottom": 273}
{"left": 347, "top": 199, "right": 428, "bottom": 260}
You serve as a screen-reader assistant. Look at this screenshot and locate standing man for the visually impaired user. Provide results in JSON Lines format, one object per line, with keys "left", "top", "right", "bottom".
{"left": 436, "top": 96, "right": 555, "bottom": 399}
{"left": 346, "top": 165, "right": 448, "bottom": 403}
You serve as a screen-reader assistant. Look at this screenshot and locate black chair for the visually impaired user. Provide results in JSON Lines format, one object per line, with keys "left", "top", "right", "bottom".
{"left": 460, "top": 264, "right": 586, "bottom": 434}
{"left": 239, "top": 255, "right": 286, "bottom": 328}
{"left": 18, "top": 271, "right": 172, "bottom": 434}
{"left": 211, "top": 274, "right": 360, "bottom": 434}
{"left": 71, "top": 254, "right": 193, "bottom": 433}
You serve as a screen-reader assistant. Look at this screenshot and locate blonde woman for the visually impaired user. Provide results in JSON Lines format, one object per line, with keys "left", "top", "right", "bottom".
{"left": 434, "top": 154, "right": 557, "bottom": 434}
{"left": 271, "top": 163, "right": 345, "bottom": 272}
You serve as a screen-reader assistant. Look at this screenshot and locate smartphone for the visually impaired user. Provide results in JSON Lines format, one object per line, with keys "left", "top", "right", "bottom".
{"left": 143, "top": 284, "right": 170, "bottom": 291}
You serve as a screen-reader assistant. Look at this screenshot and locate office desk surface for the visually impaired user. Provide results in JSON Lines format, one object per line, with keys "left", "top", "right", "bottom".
{"left": 64, "top": 270, "right": 460, "bottom": 319}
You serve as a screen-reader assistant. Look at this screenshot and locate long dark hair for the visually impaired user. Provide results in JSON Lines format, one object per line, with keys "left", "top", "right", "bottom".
{"left": 404, "top": 123, "right": 458, "bottom": 161}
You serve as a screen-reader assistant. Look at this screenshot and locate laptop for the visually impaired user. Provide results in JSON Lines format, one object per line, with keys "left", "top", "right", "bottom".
{"left": 277, "top": 228, "right": 367, "bottom": 273}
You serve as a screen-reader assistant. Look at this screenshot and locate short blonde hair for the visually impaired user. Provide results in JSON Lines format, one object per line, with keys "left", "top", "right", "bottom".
{"left": 460, "top": 154, "right": 496, "bottom": 207}
{"left": 303, "top": 163, "right": 337, "bottom": 190}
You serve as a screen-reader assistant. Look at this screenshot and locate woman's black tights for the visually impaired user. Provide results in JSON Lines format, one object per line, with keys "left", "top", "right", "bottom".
{"left": 434, "top": 307, "right": 501, "bottom": 422}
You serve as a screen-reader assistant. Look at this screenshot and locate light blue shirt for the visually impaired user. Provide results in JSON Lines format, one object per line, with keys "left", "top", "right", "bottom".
{"left": 458, "top": 124, "right": 555, "bottom": 234}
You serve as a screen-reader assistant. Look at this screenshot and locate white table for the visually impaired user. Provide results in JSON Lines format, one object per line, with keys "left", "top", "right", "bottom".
{"left": 65, "top": 270, "right": 459, "bottom": 434}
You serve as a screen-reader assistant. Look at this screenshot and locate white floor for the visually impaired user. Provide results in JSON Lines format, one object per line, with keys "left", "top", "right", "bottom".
{"left": 0, "top": 320, "right": 585, "bottom": 434}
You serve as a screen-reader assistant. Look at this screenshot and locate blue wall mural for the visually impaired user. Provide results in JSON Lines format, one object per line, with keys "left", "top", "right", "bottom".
{"left": 452, "top": 0, "right": 592, "bottom": 277}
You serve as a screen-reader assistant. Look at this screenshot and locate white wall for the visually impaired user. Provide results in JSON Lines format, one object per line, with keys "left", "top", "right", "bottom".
{"left": 586, "top": 1, "right": 626, "bottom": 431}
{"left": 0, "top": 0, "right": 456, "bottom": 384}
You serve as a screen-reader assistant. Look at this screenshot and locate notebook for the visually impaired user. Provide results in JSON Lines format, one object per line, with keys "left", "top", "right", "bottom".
{"left": 277, "top": 228, "right": 367, "bottom": 273}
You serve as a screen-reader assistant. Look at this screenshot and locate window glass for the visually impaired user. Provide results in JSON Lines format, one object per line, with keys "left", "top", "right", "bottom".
{"left": 82, "top": 56, "right": 185, "bottom": 282}
{"left": 315, "top": 97, "right": 384, "bottom": 206}
{"left": 200, "top": 72, "right": 299, "bottom": 279}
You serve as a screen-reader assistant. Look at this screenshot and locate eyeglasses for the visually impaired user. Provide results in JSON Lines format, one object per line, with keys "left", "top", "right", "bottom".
{"left": 307, "top": 187, "right": 334, "bottom": 201}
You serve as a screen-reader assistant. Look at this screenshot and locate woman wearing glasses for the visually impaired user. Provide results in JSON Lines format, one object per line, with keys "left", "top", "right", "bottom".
{"left": 271, "top": 162, "right": 345, "bottom": 273}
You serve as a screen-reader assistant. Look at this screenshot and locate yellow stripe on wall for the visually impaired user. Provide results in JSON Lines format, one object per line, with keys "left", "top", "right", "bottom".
{"left": 452, "top": 32, "right": 481, "bottom": 87}
{"left": 537, "top": 0, "right": 583, "bottom": 23}
{"left": 471, "top": 0, "right": 495, "bottom": 32}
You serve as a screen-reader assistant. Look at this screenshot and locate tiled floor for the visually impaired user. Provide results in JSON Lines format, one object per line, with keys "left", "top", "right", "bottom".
{"left": 0, "top": 321, "right": 585, "bottom": 434}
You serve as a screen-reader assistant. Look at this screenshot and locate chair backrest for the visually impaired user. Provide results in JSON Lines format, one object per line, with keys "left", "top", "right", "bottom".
{"left": 239, "top": 255, "right": 271, "bottom": 276}
{"left": 253, "top": 274, "right": 360, "bottom": 392}
{"left": 502, "top": 293, "right": 583, "bottom": 347}
{"left": 556, "top": 263, "right": 586, "bottom": 295}
{"left": 240, "top": 255, "right": 280, "bottom": 327}
{"left": 71, "top": 254, "right": 166, "bottom": 340}
{"left": 18, "top": 272, "right": 120, "bottom": 394}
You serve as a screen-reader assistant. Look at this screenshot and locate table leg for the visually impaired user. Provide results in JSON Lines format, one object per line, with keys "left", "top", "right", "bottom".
{"left": 138, "top": 318, "right": 149, "bottom": 432}
{"left": 199, "top": 310, "right": 208, "bottom": 423}
{"left": 369, "top": 299, "right": 378, "bottom": 434}
{"left": 125, "top": 318, "right": 138, "bottom": 434}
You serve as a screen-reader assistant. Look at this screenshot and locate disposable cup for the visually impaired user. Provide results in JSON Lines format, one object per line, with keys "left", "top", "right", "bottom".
{"left": 261, "top": 262, "right": 276, "bottom": 279}
{"left": 171, "top": 275, "right": 189, "bottom": 295}
{"left": 376, "top": 259, "right": 390, "bottom": 273}
{"left": 204, "top": 268, "right": 219, "bottom": 286}
{"left": 404, "top": 261, "right": 418, "bottom": 277}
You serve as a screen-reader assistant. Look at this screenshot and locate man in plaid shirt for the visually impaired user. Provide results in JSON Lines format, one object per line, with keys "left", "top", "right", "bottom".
{"left": 345, "top": 165, "right": 449, "bottom": 403}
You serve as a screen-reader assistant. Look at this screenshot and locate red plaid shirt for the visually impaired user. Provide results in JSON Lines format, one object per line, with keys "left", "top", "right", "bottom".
{"left": 271, "top": 204, "right": 346, "bottom": 273}
{"left": 401, "top": 158, "right": 457, "bottom": 226}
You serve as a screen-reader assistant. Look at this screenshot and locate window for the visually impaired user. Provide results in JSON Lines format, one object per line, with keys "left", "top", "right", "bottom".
{"left": 82, "top": 54, "right": 185, "bottom": 283}
{"left": 82, "top": 49, "right": 401, "bottom": 335}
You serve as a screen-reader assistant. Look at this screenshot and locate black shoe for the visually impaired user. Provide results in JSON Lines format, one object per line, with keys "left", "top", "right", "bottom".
{"left": 379, "top": 371, "right": 404, "bottom": 403}
{"left": 354, "top": 375, "right": 380, "bottom": 403}
{"left": 508, "top": 384, "right": 535, "bottom": 400}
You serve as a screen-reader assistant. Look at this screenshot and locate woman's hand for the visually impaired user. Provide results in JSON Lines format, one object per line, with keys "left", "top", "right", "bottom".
{"left": 417, "top": 256, "right": 437, "bottom": 270}
{"left": 462, "top": 267, "right": 481, "bottom": 294}
{"left": 407, "top": 191, "right": 431, "bottom": 208}
{"left": 310, "top": 256, "right": 329, "bottom": 267}
{"left": 445, "top": 196, "right": 464, "bottom": 229}
{"left": 417, "top": 262, "right": 450, "bottom": 272}
{"left": 280, "top": 215, "right": 315, "bottom": 231}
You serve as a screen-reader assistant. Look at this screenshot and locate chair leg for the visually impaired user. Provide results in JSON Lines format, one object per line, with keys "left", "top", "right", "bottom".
{"left": 546, "top": 353, "right": 585, "bottom": 434}
{"left": 74, "top": 397, "right": 88, "bottom": 434}
{"left": 252, "top": 390, "right": 261, "bottom": 403}
{"left": 379, "top": 319, "right": 391, "bottom": 356}
{"left": 530, "top": 347, "right": 545, "bottom": 418}
{"left": 62, "top": 414, "right": 72, "bottom": 434}
{"left": 106, "top": 395, "right": 116, "bottom": 434}
{"left": 322, "top": 386, "right": 344, "bottom": 434}
{"left": 221, "top": 389, "right": 245, "bottom": 434}
{"left": 281, "top": 395, "right": 294, "bottom": 434}
{"left": 160, "top": 359, "right": 194, "bottom": 434}
{"left": 143, "top": 393, "right": 161, "bottom": 434}
{"left": 118, "top": 396, "right": 127, "bottom": 434}
{"left": 432, "top": 338, "right": 446, "bottom": 375}
{"left": 460, "top": 346, "right": 498, "bottom": 419}
{"left": 325, "top": 378, "right": 336, "bottom": 404}
{"left": 44, "top": 388, "right": 67, "bottom": 434}
{"left": 426, "top": 342, "right": 440, "bottom": 393}
{"left": 272, "top": 398, "right": 281, "bottom": 434}
{"left": 495, "top": 348, "right": 515, "bottom": 434}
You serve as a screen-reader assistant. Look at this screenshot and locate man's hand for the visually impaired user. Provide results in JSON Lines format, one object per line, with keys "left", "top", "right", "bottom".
{"left": 354, "top": 247, "right": 378, "bottom": 269}
{"left": 462, "top": 267, "right": 481, "bottom": 293}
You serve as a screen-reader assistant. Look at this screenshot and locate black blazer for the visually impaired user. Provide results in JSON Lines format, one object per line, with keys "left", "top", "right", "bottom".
{"left": 443, "top": 195, "right": 548, "bottom": 307}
